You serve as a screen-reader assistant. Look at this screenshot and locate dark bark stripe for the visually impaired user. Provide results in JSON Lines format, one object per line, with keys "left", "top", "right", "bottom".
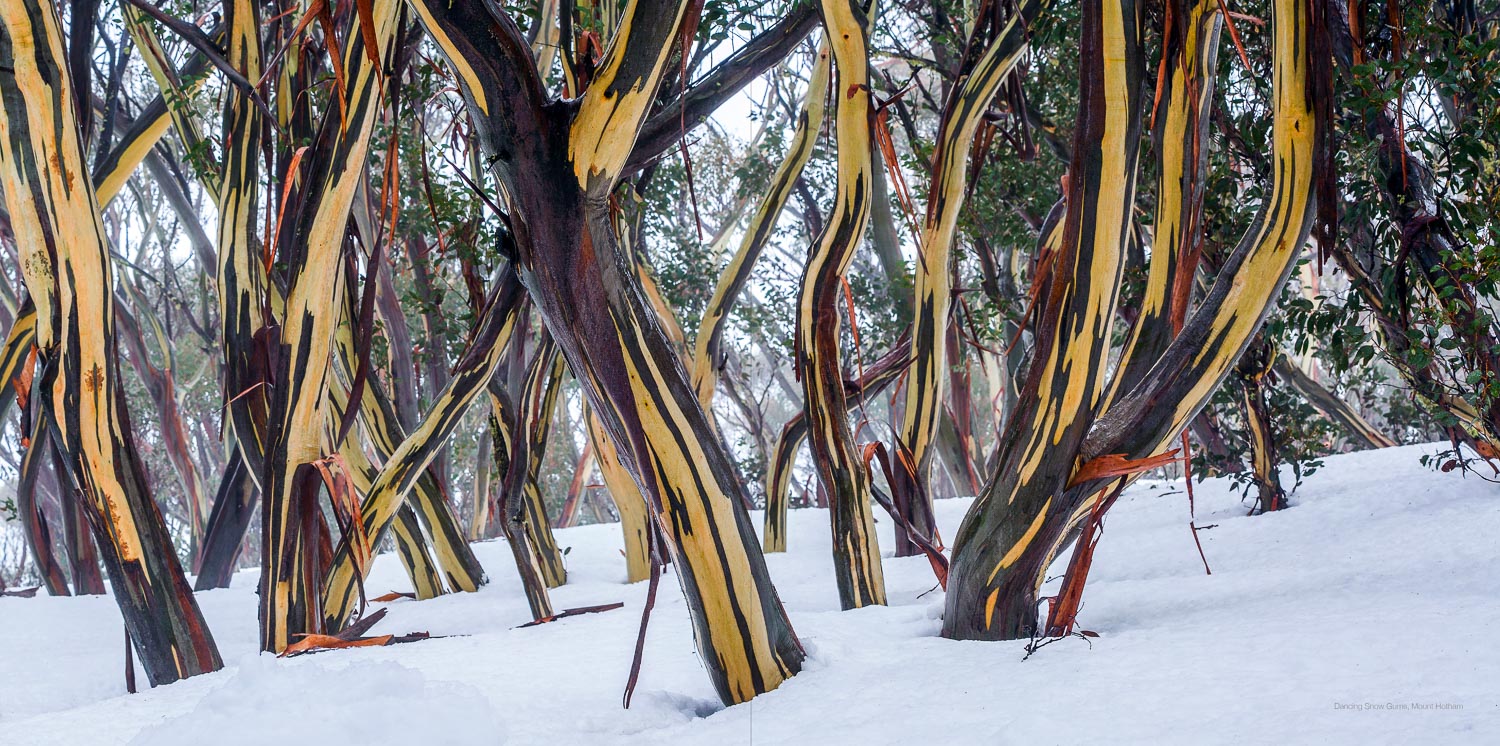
{"left": 17, "top": 394, "right": 70, "bottom": 595}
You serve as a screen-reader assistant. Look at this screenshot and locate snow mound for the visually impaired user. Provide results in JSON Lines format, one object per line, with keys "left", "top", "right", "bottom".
{"left": 129, "top": 656, "right": 503, "bottom": 746}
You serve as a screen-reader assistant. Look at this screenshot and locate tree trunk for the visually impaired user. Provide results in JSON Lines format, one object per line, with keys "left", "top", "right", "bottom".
{"left": 890, "top": 0, "right": 1045, "bottom": 557}
{"left": 944, "top": 0, "right": 1318, "bottom": 640}
{"left": 411, "top": 0, "right": 805, "bottom": 704}
{"left": 1239, "top": 341, "right": 1287, "bottom": 512}
{"left": 0, "top": 0, "right": 221, "bottom": 682}
{"left": 795, "top": 0, "right": 887, "bottom": 609}
{"left": 588, "top": 410, "right": 652, "bottom": 582}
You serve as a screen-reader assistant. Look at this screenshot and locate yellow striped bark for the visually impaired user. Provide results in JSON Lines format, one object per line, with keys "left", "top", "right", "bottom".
{"left": 216, "top": 0, "right": 269, "bottom": 480}
{"left": 1103, "top": 0, "right": 1220, "bottom": 405}
{"left": 321, "top": 271, "right": 527, "bottom": 628}
{"left": 893, "top": 0, "right": 1048, "bottom": 554}
{"left": 691, "top": 41, "right": 830, "bottom": 409}
{"left": 1238, "top": 344, "right": 1286, "bottom": 512}
{"left": 331, "top": 299, "right": 487, "bottom": 595}
{"left": 261, "top": 0, "right": 401, "bottom": 652}
{"left": 119, "top": 6, "right": 215, "bottom": 194}
{"left": 486, "top": 377, "right": 555, "bottom": 620}
{"left": 412, "top": 0, "right": 803, "bottom": 705}
{"left": 944, "top": 0, "right": 1146, "bottom": 640}
{"left": 795, "top": 0, "right": 887, "bottom": 610}
{"left": 0, "top": 0, "right": 220, "bottom": 682}
{"left": 946, "top": 0, "right": 1322, "bottom": 640}
{"left": 587, "top": 409, "right": 653, "bottom": 583}
{"left": 516, "top": 336, "right": 568, "bottom": 587}
{"left": 327, "top": 381, "right": 447, "bottom": 599}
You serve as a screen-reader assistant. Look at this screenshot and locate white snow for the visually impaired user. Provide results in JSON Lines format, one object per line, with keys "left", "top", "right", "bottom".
{"left": 1, "top": 443, "right": 1496, "bottom": 744}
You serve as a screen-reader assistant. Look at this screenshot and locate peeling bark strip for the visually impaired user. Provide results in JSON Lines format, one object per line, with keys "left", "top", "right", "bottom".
{"left": 945, "top": 0, "right": 1321, "bottom": 641}
{"left": 795, "top": 0, "right": 887, "bottom": 610}
{"left": 944, "top": 0, "right": 1147, "bottom": 640}
{"left": 892, "top": 0, "right": 1049, "bottom": 557}
{"left": 0, "top": 0, "right": 220, "bottom": 683}
{"left": 261, "top": 0, "right": 402, "bottom": 652}
{"left": 409, "top": 0, "right": 803, "bottom": 705}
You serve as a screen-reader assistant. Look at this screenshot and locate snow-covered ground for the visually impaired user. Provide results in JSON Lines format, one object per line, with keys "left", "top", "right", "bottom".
{"left": 1, "top": 443, "right": 1496, "bottom": 744}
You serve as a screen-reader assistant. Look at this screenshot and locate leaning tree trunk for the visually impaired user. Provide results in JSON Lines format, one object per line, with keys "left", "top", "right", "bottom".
{"left": 16, "top": 394, "right": 71, "bottom": 596}
{"left": 332, "top": 288, "right": 487, "bottom": 596}
{"left": 409, "top": 0, "right": 804, "bottom": 705}
{"left": 1273, "top": 356, "right": 1395, "bottom": 450}
{"left": 0, "top": 0, "right": 221, "bottom": 683}
{"left": 516, "top": 338, "right": 568, "bottom": 588}
{"left": 944, "top": 0, "right": 1321, "bottom": 640}
{"left": 763, "top": 335, "right": 910, "bottom": 553}
{"left": 321, "top": 266, "right": 527, "bottom": 626}
{"left": 327, "top": 372, "right": 446, "bottom": 600}
{"left": 487, "top": 377, "right": 555, "bottom": 621}
{"left": 193, "top": 449, "right": 255, "bottom": 589}
{"left": 944, "top": 0, "right": 1147, "bottom": 640}
{"left": 890, "top": 0, "right": 1047, "bottom": 556}
{"left": 690, "top": 38, "right": 829, "bottom": 412}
